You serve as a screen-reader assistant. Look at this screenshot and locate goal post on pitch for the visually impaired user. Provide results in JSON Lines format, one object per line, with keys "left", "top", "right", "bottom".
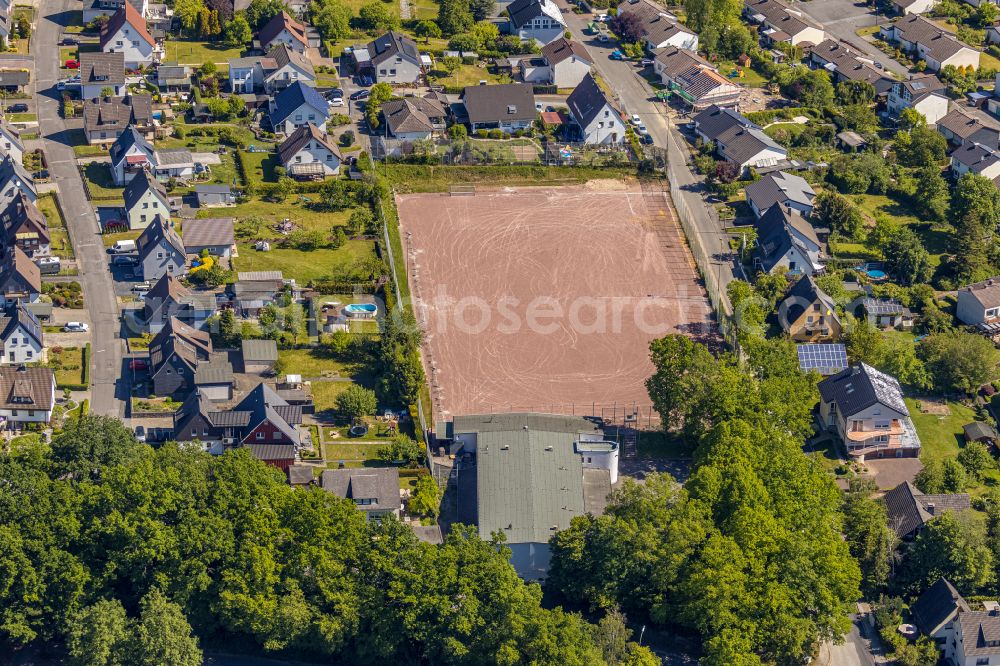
{"left": 449, "top": 184, "right": 476, "bottom": 196}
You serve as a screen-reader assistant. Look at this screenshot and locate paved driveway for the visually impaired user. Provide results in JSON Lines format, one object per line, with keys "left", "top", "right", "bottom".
{"left": 817, "top": 615, "right": 880, "bottom": 666}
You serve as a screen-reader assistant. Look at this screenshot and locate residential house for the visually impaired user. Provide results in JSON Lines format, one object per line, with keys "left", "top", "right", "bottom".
{"left": 964, "top": 421, "right": 999, "bottom": 447}
{"left": 232, "top": 382, "right": 304, "bottom": 469}
{"left": 193, "top": 359, "right": 235, "bottom": 401}
{"left": 950, "top": 141, "right": 1000, "bottom": 181}
{"left": 653, "top": 47, "right": 741, "bottom": 110}
{"left": 862, "top": 296, "right": 914, "bottom": 329}
{"left": 836, "top": 130, "right": 868, "bottom": 152}
{"left": 148, "top": 316, "right": 213, "bottom": 396}
{"left": 753, "top": 204, "right": 826, "bottom": 276}
{"left": 945, "top": 609, "right": 1000, "bottom": 666}
{"left": 0, "top": 365, "right": 55, "bottom": 425}
{"left": 136, "top": 215, "right": 185, "bottom": 281}
{"left": 617, "top": 0, "right": 698, "bottom": 50}
{"left": 778, "top": 274, "right": 842, "bottom": 341}
{"left": 152, "top": 148, "right": 196, "bottom": 181}
{"left": 807, "top": 39, "right": 895, "bottom": 97}
{"left": 268, "top": 81, "right": 330, "bottom": 135}
{"left": 534, "top": 37, "right": 593, "bottom": 88}
{"left": 938, "top": 105, "right": 1000, "bottom": 146}
{"left": 83, "top": 0, "right": 147, "bottom": 25}
{"left": 99, "top": 2, "right": 157, "bottom": 69}
{"left": 910, "top": 578, "right": 970, "bottom": 644}
{"left": 257, "top": 11, "right": 308, "bottom": 54}
{"left": 817, "top": 363, "right": 922, "bottom": 460}
{"left": 155, "top": 61, "right": 191, "bottom": 93}
{"left": 228, "top": 55, "right": 271, "bottom": 94}
{"left": 0, "top": 156, "right": 35, "bottom": 210}
{"left": 0, "top": 304, "right": 42, "bottom": 364}
{"left": 506, "top": 0, "right": 567, "bottom": 46}
{"left": 461, "top": 83, "right": 536, "bottom": 133}
{"left": 957, "top": 275, "right": 1000, "bottom": 327}
{"left": 0, "top": 245, "right": 40, "bottom": 307}
{"left": 231, "top": 271, "right": 286, "bottom": 317}
{"left": 241, "top": 338, "right": 278, "bottom": 374}
{"left": 321, "top": 468, "right": 402, "bottom": 520}
{"left": 744, "top": 170, "right": 815, "bottom": 218}
{"left": 565, "top": 73, "right": 627, "bottom": 144}
{"left": 276, "top": 123, "right": 341, "bottom": 178}
{"left": 692, "top": 104, "right": 787, "bottom": 171}
{"left": 80, "top": 52, "right": 126, "bottom": 99}
{"left": 879, "top": 15, "right": 981, "bottom": 72}
{"left": 443, "top": 413, "right": 619, "bottom": 579}
{"left": 260, "top": 44, "right": 315, "bottom": 93}
{"left": 0, "top": 192, "right": 49, "bottom": 257}
{"left": 109, "top": 126, "right": 154, "bottom": 185}
{"left": 743, "top": 0, "right": 825, "bottom": 46}
{"left": 83, "top": 94, "right": 154, "bottom": 145}
{"left": 0, "top": 122, "right": 23, "bottom": 169}
{"left": 366, "top": 30, "right": 423, "bottom": 84}
{"left": 892, "top": 0, "right": 936, "bottom": 16}
{"left": 122, "top": 169, "right": 169, "bottom": 230}
{"left": 0, "top": 70, "right": 29, "bottom": 94}
{"left": 886, "top": 74, "right": 949, "bottom": 124}
{"left": 181, "top": 217, "right": 235, "bottom": 258}
{"left": 195, "top": 185, "right": 235, "bottom": 207}
{"left": 143, "top": 274, "right": 215, "bottom": 334}
{"left": 380, "top": 96, "right": 448, "bottom": 141}
{"left": 883, "top": 480, "right": 970, "bottom": 539}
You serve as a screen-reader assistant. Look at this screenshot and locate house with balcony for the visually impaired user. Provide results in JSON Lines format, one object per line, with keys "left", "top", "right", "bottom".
{"left": 958, "top": 275, "right": 1000, "bottom": 329}
{"left": 818, "top": 363, "right": 921, "bottom": 460}
{"left": 779, "top": 274, "right": 842, "bottom": 341}
{"left": 506, "top": 0, "right": 567, "bottom": 46}
{"left": 83, "top": 94, "right": 154, "bottom": 145}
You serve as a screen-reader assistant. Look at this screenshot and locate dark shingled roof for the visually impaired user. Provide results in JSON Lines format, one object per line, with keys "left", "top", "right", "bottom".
{"left": 461, "top": 83, "right": 535, "bottom": 125}
{"left": 287, "top": 463, "right": 315, "bottom": 485}
{"left": 234, "top": 382, "right": 300, "bottom": 443}
{"left": 80, "top": 52, "right": 126, "bottom": 87}
{"left": 886, "top": 14, "right": 972, "bottom": 64}
{"left": 566, "top": 73, "right": 617, "bottom": 128}
{"left": 693, "top": 104, "right": 759, "bottom": 141}
{"left": 782, "top": 274, "right": 840, "bottom": 330}
{"left": 1, "top": 191, "right": 50, "bottom": 249}
{"left": 149, "top": 316, "right": 212, "bottom": 375}
{"left": 818, "top": 363, "right": 909, "bottom": 418}
{"left": 366, "top": 30, "right": 421, "bottom": 66}
{"left": 744, "top": 170, "right": 815, "bottom": 213}
{"left": 882, "top": 481, "right": 970, "bottom": 538}
{"left": 754, "top": 204, "right": 818, "bottom": 273}
{"left": 137, "top": 215, "right": 185, "bottom": 261}
{"left": 964, "top": 421, "right": 999, "bottom": 442}
{"left": 241, "top": 338, "right": 278, "bottom": 363}
{"left": 541, "top": 37, "right": 592, "bottom": 66}
{"left": 956, "top": 611, "right": 1000, "bottom": 657}
{"left": 910, "top": 578, "right": 970, "bottom": 636}
{"left": 269, "top": 81, "right": 329, "bottom": 126}
{"left": 321, "top": 467, "right": 401, "bottom": 512}
{"left": 123, "top": 169, "right": 167, "bottom": 211}
{"left": 0, "top": 304, "right": 41, "bottom": 349}
{"left": 84, "top": 95, "right": 153, "bottom": 135}
{"left": 0, "top": 366, "right": 53, "bottom": 411}
{"left": 277, "top": 123, "right": 341, "bottom": 166}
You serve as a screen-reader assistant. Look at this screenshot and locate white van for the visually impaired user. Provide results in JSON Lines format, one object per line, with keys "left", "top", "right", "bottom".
{"left": 111, "top": 240, "right": 136, "bottom": 253}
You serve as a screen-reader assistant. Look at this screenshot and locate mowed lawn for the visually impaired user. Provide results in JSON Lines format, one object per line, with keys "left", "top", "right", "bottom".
{"left": 427, "top": 63, "right": 505, "bottom": 88}
{"left": 906, "top": 397, "right": 1000, "bottom": 495}
{"left": 211, "top": 198, "right": 353, "bottom": 234}
{"left": 851, "top": 193, "right": 950, "bottom": 265}
{"left": 278, "top": 348, "right": 355, "bottom": 377}
{"left": 164, "top": 39, "right": 245, "bottom": 65}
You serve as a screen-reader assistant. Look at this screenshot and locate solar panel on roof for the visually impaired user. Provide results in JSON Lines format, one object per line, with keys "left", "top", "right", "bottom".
{"left": 797, "top": 344, "right": 849, "bottom": 374}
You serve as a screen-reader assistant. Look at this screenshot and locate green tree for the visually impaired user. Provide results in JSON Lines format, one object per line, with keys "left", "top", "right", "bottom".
{"left": 470, "top": 21, "right": 499, "bottom": 49}
{"left": 468, "top": 0, "right": 496, "bottom": 21}
{"left": 408, "top": 474, "right": 440, "bottom": 517}
{"left": 836, "top": 80, "right": 876, "bottom": 105}
{"left": 414, "top": 19, "right": 442, "bottom": 43}
{"left": 879, "top": 332, "right": 930, "bottom": 389}
{"left": 813, "top": 190, "right": 864, "bottom": 238}
{"left": 979, "top": 1, "right": 999, "bottom": 26}
{"left": 885, "top": 226, "right": 932, "bottom": 285}
{"left": 335, "top": 384, "right": 378, "bottom": 419}
{"left": 958, "top": 440, "right": 995, "bottom": 482}
{"left": 953, "top": 172, "right": 1000, "bottom": 232}
{"left": 899, "top": 107, "right": 927, "bottom": 130}
{"left": 437, "top": 0, "right": 473, "bottom": 35}
{"left": 223, "top": 13, "right": 252, "bottom": 45}
{"left": 49, "top": 414, "right": 141, "bottom": 478}
{"left": 904, "top": 511, "right": 994, "bottom": 593}
{"left": 244, "top": 0, "right": 289, "bottom": 29}
{"left": 895, "top": 125, "right": 948, "bottom": 167}
{"left": 376, "top": 434, "right": 425, "bottom": 466}
{"left": 174, "top": 0, "right": 204, "bottom": 34}
{"left": 311, "top": 0, "right": 352, "bottom": 41}
{"left": 843, "top": 315, "right": 884, "bottom": 365}
{"left": 914, "top": 165, "right": 949, "bottom": 223}
{"left": 842, "top": 478, "right": 896, "bottom": 594}
{"left": 918, "top": 329, "right": 1000, "bottom": 394}
{"left": 132, "top": 589, "right": 202, "bottom": 666}
{"left": 365, "top": 81, "right": 394, "bottom": 129}
{"left": 347, "top": 208, "right": 375, "bottom": 236}
{"left": 358, "top": 1, "right": 400, "bottom": 31}
{"left": 65, "top": 600, "right": 132, "bottom": 666}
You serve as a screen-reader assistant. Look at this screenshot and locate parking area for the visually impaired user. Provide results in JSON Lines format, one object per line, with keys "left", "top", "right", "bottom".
{"left": 45, "top": 306, "right": 93, "bottom": 348}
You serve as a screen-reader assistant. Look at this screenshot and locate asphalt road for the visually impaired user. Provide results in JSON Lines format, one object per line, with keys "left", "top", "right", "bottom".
{"left": 817, "top": 615, "right": 878, "bottom": 666}
{"left": 34, "top": 0, "right": 125, "bottom": 418}
{"left": 556, "top": 2, "right": 738, "bottom": 314}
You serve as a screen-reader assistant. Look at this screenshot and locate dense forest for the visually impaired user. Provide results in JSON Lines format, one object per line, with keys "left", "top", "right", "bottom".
{"left": 0, "top": 416, "right": 655, "bottom": 665}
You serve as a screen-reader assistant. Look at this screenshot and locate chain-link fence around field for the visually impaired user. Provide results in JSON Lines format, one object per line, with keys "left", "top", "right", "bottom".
{"left": 372, "top": 136, "right": 638, "bottom": 167}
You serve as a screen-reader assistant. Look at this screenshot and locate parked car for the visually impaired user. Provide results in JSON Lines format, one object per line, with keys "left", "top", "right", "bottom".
{"left": 35, "top": 257, "right": 60, "bottom": 275}
{"left": 6, "top": 103, "right": 28, "bottom": 113}
{"left": 329, "top": 97, "right": 344, "bottom": 107}
{"left": 328, "top": 87, "right": 343, "bottom": 99}
{"left": 59, "top": 36, "right": 78, "bottom": 45}
{"left": 109, "top": 239, "right": 136, "bottom": 253}
{"left": 131, "top": 281, "right": 151, "bottom": 292}
{"left": 111, "top": 254, "right": 138, "bottom": 266}
{"left": 64, "top": 60, "right": 80, "bottom": 69}
{"left": 630, "top": 113, "right": 641, "bottom": 125}
{"left": 640, "top": 59, "right": 654, "bottom": 67}
{"left": 596, "top": 13, "right": 608, "bottom": 21}
{"left": 610, "top": 50, "right": 625, "bottom": 61}
{"left": 350, "top": 89, "right": 370, "bottom": 101}
{"left": 642, "top": 134, "right": 654, "bottom": 145}
{"left": 129, "top": 359, "right": 149, "bottom": 371}
{"left": 637, "top": 124, "right": 649, "bottom": 135}
{"left": 63, "top": 322, "right": 89, "bottom": 332}
{"left": 134, "top": 425, "right": 146, "bottom": 443}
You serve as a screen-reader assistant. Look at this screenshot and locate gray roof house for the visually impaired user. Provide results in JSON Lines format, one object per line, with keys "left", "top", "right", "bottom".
{"left": 142, "top": 273, "right": 215, "bottom": 334}
{"left": 83, "top": 94, "right": 154, "bottom": 145}
{"left": 958, "top": 275, "right": 1000, "bottom": 329}
{"left": 883, "top": 481, "right": 971, "bottom": 539}
{"left": 366, "top": 30, "right": 422, "bottom": 84}
{"left": 617, "top": 0, "right": 697, "bottom": 50}
{"left": 753, "top": 204, "right": 826, "bottom": 277}
{"left": 744, "top": 170, "right": 816, "bottom": 218}
{"left": 195, "top": 184, "right": 235, "bottom": 207}
{"left": 950, "top": 609, "right": 1000, "bottom": 664}
{"left": 181, "top": 217, "right": 235, "bottom": 258}
{"left": 268, "top": 80, "right": 330, "bottom": 135}
{"left": 565, "top": 73, "right": 627, "bottom": 145}
{"left": 461, "top": 83, "right": 536, "bottom": 133}
{"left": 910, "top": 577, "right": 970, "bottom": 639}
{"left": 0, "top": 303, "right": 43, "bottom": 365}
{"left": 156, "top": 61, "right": 191, "bottom": 92}
{"left": 241, "top": 338, "right": 278, "bottom": 374}
{"left": 321, "top": 468, "right": 402, "bottom": 520}
{"left": 276, "top": 123, "right": 342, "bottom": 178}
{"left": 122, "top": 169, "right": 170, "bottom": 231}
{"left": 136, "top": 215, "right": 186, "bottom": 281}
{"left": 446, "top": 413, "right": 619, "bottom": 579}
{"left": 381, "top": 96, "right": 448, "bottom": 140}
{"left": 817, "top": 363, "right": 921, "bottom": 460}
{"left": 692, "top": 104, "right": 787, "bottom": 171}
{"left": 80, "top": 52, "right": 126, "bottom": 99}
{"left": 148, "top": 317, "right": 213, "bottom": 397}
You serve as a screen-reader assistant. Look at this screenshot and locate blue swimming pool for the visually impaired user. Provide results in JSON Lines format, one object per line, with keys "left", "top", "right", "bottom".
{"left": 855, "top": 263, "right": 888, "bottom": 281}
{"left": 344, "top": 303, "right": 377, "bottom": 317}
